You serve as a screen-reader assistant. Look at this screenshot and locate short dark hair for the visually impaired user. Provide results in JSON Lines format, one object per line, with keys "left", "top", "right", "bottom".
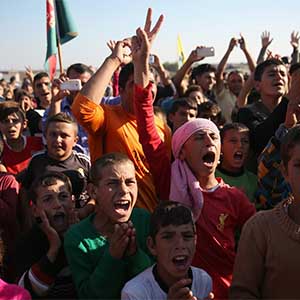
{"left": 169, "top": 97, "right": 198, "bottom": 114}
{"left": 254, "top": 59, "right": 285, "bottom": 81}
{"left": 29, "top": 171, "right": 72, "bottom": 204}
{"left": 0, "top": 101, "right": 26, "bottom": 122}
{"left": 118, "top": 63, "right": 134, "bottom": 90}
{"left": 289, "top": 63, "right": 300, "bottom": 75}
{"left": 90, "top": 152, "right": 135, "bottom": 185}
{"left": 66, "top": 63, "right": 93, "bottom": 77}
{"left": 33, "top": 72, "right": 50, "bottom": 85}
{"left": 149, "top": 201, "right": 195, "bottom": 241}
{"left": 281, "top": 125, "right": 300, "bottom": 169}
{"left": 197, "top": 101, "right": 226, "bottom": 128}
{"left": 184, "top": 84, "right": 203, "bottom": 97}
{"left": 15, "top": 89, "right": 32, "bottom": 103}
{"left": 220, "top": 122, "right": 249, "bottom": 142}
{"left": 191, "top": 64, "right": 216, "bottom": 80}
{"left": 44, "top": 112, "right": 78, "bottom": 136}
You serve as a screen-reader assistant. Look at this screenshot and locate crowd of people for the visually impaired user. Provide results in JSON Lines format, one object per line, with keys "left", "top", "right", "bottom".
{"left": 0, "top": 7, "right": 300, "bottom": 300}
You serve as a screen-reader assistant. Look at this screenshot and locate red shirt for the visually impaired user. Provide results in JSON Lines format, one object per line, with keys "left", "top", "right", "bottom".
{"left": 2, "top": 136, "right": 44, "bottom": 175}
{"left": 192, "top": 178, "right": 256, "bottom": 300}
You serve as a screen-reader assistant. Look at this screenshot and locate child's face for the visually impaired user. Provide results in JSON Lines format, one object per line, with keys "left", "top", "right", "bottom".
{"left": 256, "top": 64, "right": 288, "bottom": 98}
{"left": 46, "top": 121, "right": 78, "bottom": 161}
{"left": 283, "top": 143, "right": 300, "bottom": 201}
{"left": 148, "top": 223, "right": 196, "bottom": 286}
{"left": 221, "top": 129, "right": 250, "bottom": 172}
{"left": 169, "top": 107, "right": 197, "bottom": 131}
{"left": 0, "top": 113, "right": 26, "bottom": 141}
{"left": 19, "top": 95, "right": 33, "bottom": 112}
{"left": 92, "top": 162, "right": 137, "bottom": 224}
{"left": 180, "top": 129, "right": 221, "bottom": 178}
{"left": 33, "top": 179, "right": 73, "bottom": 234}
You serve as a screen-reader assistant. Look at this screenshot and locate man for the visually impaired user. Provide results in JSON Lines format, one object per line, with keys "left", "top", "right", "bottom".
{"left": 72, "top": 9, "right": 171, "bottom": 212}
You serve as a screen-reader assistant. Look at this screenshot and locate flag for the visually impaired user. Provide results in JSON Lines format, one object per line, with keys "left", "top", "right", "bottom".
{"left": 55, "top": 0, "right": 78, "bottom": 44}
{"left": 44, "top": 0, "right": 78, "bottom": 79}
{"left": 45, "top": 0, "right": 57, "bottom": 80}
{"left": 177, "top": 34, "right": 186, "bottom": 67}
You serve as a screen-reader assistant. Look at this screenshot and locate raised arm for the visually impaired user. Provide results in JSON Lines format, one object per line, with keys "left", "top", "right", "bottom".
{"left": 257, "top": 31, "right": 273, "bottom": 65}
{"left": 172, "top": 47, "right": 204, "bottom": 96}
{"left": 239, "top": 34, "right": 256, "bottom": 72}
{"left": 216, "top": 38, "right": 238, "bottom": 94}
{"left": 236, "top": 73, "right": 255, "bottom": 108}
{"left": 80, "top": 43, "right": 130, "bottom": 102}
{"left": 132, "top": 11, "right": 171, "bottom": 201}
{"left": 290, "top": 31, "right": 300, "bottom": 65}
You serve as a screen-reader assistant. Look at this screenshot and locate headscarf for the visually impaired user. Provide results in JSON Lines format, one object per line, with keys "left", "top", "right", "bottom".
{"left": 170, "top": 118, "right": 220, "bottom": 220}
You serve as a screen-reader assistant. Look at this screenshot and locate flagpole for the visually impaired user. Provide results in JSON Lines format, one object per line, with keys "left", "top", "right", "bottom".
{"left": 53, "top": 0, "right": 64, "bottom": 75}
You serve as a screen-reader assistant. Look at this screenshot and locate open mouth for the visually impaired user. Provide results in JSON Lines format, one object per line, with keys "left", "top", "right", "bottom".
{"left": 233, "top": 151, "right": 243, "bottom": 161}
{"left": 114, "top": 200, "right": 130, "bottom": 212}
{"left": 202, "top": 151, "right": 216, "bottom": 167}
{"left": 172, "top": 255, "right": 189, "bottom": 269}
{"left": 52, "top": 212, "right": 66, "bottom": 226}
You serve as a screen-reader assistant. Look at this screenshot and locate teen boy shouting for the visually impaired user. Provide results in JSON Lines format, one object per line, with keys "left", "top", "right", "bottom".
{"left": 122, "top": 201, "right": 213, "bottom": 300}
{"left": 64, "top": 152, "right": 152, "bottom": 299}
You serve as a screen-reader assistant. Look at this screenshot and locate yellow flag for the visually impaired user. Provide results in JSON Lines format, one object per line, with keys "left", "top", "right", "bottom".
{"left": 177, "top": 34, "right": 186, "bottom": 66}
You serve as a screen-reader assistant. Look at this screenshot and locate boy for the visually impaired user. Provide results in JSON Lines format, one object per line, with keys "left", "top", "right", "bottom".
{"left": 168, "top": 98, "right": 198, "bottom": 132}
{"left": 131, "top": 27, "right": 256, "bottom": 299}
{"left": 230, "top": 124, "right": 300, "bottom": 299}
{"left": 17, "top": 172, "right": 77, "bottom": 298}
{"left": 19, "top": 112, "right": 90, "bottom": 232}
{"left": 122, "top": 201, "right": 213, "bottom": 300}
{"left": 216, "top": 123, "right": 257, "bottom": 202}
{"left": 21, "top": 112, "right": 90, "bottom": 203}
{"left": 64, "top": 152, "right": 152, "bottom": 299}
{"left": 0, "top": 101, "right": 43, "bottom": 175}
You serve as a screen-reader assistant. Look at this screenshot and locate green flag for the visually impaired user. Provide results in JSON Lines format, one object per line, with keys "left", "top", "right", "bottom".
{"left": 55, "top": 0, "right": 78, "bottom": 44}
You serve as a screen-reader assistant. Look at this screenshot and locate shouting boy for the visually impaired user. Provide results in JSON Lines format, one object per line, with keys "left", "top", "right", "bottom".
{"left": 64, "top": 152, "right": 152, "bottom": 299}
{"left": 122, "top": 201, "right": 213, "bottom": 300}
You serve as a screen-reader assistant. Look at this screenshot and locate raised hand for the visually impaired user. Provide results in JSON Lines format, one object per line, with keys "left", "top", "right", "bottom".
{"left": 261, "top": 31, "right": 273, "bottom": 48}
{"left": 143, "top": 8, "right": 164, "bottom": 48}
{"left": 25, "top": 66, "right": 34, "bottom": 84}
{"left": 33, "top": 208, "right": 61, "bottom": 262}
{"left": 51, "top": 73, "right": 70, "bottom": 102}
{"left": 238, "top": 33, "right": 247, "bottom": 51}
{"left": 167, "top": 279, "right": 197, "bottom": 300}
{"left": 290, "top": 31, "right": 300, "bottom": 49}
{"left": 228, "top": 37, "right": 238, "bottom": 51}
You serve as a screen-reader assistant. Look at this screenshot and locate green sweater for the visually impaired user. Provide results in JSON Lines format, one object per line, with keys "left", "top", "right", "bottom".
{"left": 216, "top": 167, "right": 257, "bottom": 203}
{"left": 64, "top": 208, "right": 153, "bottom": 299}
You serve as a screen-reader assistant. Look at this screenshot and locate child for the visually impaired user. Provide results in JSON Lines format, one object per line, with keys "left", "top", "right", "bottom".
{"left": 121, "top": 201, "right": 213, "bottom": 300}
{"left": 21, "top": 112, "right": 90, "bottom": 207}
{"left": 19, "top": 112, "right": 90, "bottom": 232}
{"left": 64, "top": 152, "right": 153, "bottom": 299}
{"left": 132, "top": 27, "right": 256, "bottom": 299}
{"left": 17, "top": 172, "right": 78, "bottom": 299}
{"left": 168, "top": 98, "right": 198, "bottom": 132}
{"left": 197, "top": 101, "right": 226, "bottom": 129}
{"left": 0, "top": 101, "right": 43, "bottom": 175}
{"left": 216, "top": 123, "right": 257, "bottom": 202}
{"left": 230, "top": 124, "right": 300, "bottom": 299}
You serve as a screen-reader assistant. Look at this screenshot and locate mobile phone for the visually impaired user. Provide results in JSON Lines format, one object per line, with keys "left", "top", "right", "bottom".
{"left": 60, "top": 79, "right": 82, "bottom": 91}
{"left": 197, "top": 47, "right": 215, "bottom": 58}
{"left": 149, "top": 54, "right": 155, "bottom": 64}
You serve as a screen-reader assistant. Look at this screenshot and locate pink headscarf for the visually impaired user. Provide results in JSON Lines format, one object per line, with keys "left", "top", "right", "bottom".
{"left": 170, "top": 118, "right": 220, "bottom": 220}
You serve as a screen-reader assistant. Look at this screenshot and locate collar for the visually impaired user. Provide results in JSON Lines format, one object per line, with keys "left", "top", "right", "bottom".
{"left": 152, "top": 264, "right": 193, "bottom": 293}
